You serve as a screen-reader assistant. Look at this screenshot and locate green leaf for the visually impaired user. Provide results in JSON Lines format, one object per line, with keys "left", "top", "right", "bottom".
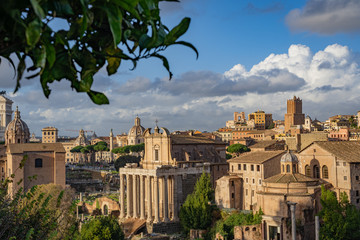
{"left": 164, "top": 17, "right": 191, "bottom": 44}
{"left": 45, "top": 43, "right": 56, "bottom": 68}
{"left": 152, "top": 53, "right": 172, "bottom": 79}
{"left": 26, "top": 19, "right": 42, "bottom": 47}
{"left": 172, "top": 41, "right": 198, "bottom": 59}
{"left": 106, "top": 47, "right": 122, "bottom": 75}
{"left": 87, "top": 90, "right": 109, "bottom": 105}
{"left": 15, "top": 54, "right": 26, "bottom": 93}
{"left": 106, "top": 6, "right": 123, "bottom": 47}
{"left": 30, "top": 0, "right": 45, "bottom": 19}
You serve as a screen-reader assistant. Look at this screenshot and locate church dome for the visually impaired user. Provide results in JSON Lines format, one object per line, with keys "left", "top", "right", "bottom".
{"left": 128, "top": 116, "right": 145, "bottom": 137}
{"left": 5, "top": 106, "right": 30, "bottom": 144}
{"left": 280, "top": 151, "right": 298, "bottom": 163}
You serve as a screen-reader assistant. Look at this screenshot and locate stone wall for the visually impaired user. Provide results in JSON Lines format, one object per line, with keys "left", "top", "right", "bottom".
{"left": 234, "top": 224, "right": 262, "bottom": 240}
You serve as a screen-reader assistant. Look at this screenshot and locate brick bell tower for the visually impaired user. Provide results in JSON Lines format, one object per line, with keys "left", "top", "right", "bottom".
{"left": 284, "top": 96, "right": 305, "bottom": 133}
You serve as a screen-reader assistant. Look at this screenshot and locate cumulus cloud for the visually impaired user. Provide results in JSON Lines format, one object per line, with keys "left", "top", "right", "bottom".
{"left": 286, "top": 0, "right": 360, "bottom": 34}
{"left": 5, "top": 43, "right": 360, "bottom": 136}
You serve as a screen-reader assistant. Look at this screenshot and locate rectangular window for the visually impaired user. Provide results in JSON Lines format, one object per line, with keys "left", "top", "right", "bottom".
{"left": 336, "top": 161, "right": 340, "bottom": 166}
{"left": 356, "top": 191, "right": 359, "bottom": 197}
{"left": 245, "top": 189, "right": 248, "bottom": 196}
{"left": 238, "top": 164, "right": 241, "bottom": 170}
{"left": 343, "top": 162, "right": 346, "bottom": 166}
{"left": 257, "top": 165, "right": 260, "bottom": 172}
{"left": 35, "top": 158, "right": 43, "bottom": 168}
{"left": 251, "top": 165, "right": 254, "bottom": 171}
{"left": 231, "top": 193, "right": 234, "bottom": 198}
{"left": 344, "top": 176, "right": 347, "bottom": 181}
{"left": 357, "top": 199, "right": 360, "bottom": 204}
{"left": 155, "top": 149, "right": 159, "bottom": 161}
{"left": 251, "top": 190, "right": 254, "bottom": 197}
{"left": 259, "top": 179, "right": 262, "bottom": 185}
{"left": 231, "top": 181, "right": 234, "bottom": 187}
{"left": 243, "top": 164, "right": 247, "bottom": 170}
{"left": 246, "top": 178, "right": 248, "bottom": 183}
{"left": 252, "top": 178, "right": 255, "bottom": 184}
{"left": 356, "top": 176, "right": 359, "bottom": 181}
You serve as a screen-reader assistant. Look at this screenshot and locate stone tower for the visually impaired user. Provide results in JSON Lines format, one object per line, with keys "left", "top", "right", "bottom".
{"left": 284, "top": 96, "right": 305, "bottom": 133}
{"left": 5, "top": 106, "right": 30, "bottom": 144}
{"left": 109, "top": 129, "right": 114, "bottom": 161}
{"left": 0, "top": 95, "right": 13, "bottom": 141}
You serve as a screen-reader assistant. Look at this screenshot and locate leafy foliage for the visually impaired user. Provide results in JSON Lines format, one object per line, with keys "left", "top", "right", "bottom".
{"left": 0, "top": 0, "right": 197, "bottom": 104}
{"left": 226, "top": 153, "right": 232, "bottom": 159}
{"left": 319, "top": 186, "right": 360, "bottom": 240}
{"left": 0, "top": 180, "right": 78, "bottom": 240}
{"left": 226, "top": 144, "right": 250, "bottom": 156}
{"left": 112, "top": 143, "right": 144, "bottom": 154}
{"left": 208, "top": 210, "right": 263, "bottom": 240}
{"left": 114, "top": 155, "right": 140, "bottom": 170}
{"left": 78, "top": 215, "right": 124, "bottom": 240}
{"left": 179, "top": 172, "right": 214, "bottom": 232}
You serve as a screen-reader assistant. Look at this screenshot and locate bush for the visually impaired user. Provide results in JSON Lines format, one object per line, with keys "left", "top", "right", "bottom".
{"left": 208, "top": 210, "right": 263, "bottom": 240}
{"left": 79, "top": 216, "right": 124, "bottom": 240}
{"left": 114, "top": 155, "right": 140, "bottom": 170}
{"left": 226, "top": 144, "right": 250, "bottom": 156}
{"left": 226, "top": 153, "right": 232, "bottom": 159}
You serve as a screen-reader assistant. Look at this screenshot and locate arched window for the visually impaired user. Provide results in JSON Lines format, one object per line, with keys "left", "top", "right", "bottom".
{"left": 286, "top": 164, "right": 290, "bottom": 173}
{"left": 313, "top": 165, "right": 320, "bottom": 178}
{"left": 35, "top": 158, "right": 43, "bottom": 168}
{"left": 305, "top": 165, "right": 311, "bottom": 177}
{"left": 322, "top": 165, "right": 329, "bottom": 179}
{"left": 103, "top": 205, "right": 108, "bottom": 215}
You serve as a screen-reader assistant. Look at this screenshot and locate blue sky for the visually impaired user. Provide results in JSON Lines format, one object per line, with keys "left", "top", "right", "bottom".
{"left": 1, "top": 0, "right": 360, "bottom": 137}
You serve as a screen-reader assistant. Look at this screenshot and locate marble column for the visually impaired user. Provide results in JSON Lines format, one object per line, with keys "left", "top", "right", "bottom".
{"left": 147, "top": 175, "right": 152, "bottom": 222}
{"left": 163, "top": 176, "right": 169, "bottom": 222}
{"left": 173, "top": 175, "right": 179, "bottom": 221}
{"left": 126, "top": 174, "right": 132, "bottom": 218}
{"left": 154, "top": 176, "right": 160, "bottom": 223}
{"left": 140, "top": 175, "right": 145, "bottom": 219}
{"left": 133, "top": 175, "right": 138, "bottom": 218}
{"left": 120, "top": 174, "right": 125, "bottom": 218}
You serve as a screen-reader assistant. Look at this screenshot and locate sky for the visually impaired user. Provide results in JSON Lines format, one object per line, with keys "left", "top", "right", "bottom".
{"left": 1, "top": 0, "right": 360, "bottom": 137}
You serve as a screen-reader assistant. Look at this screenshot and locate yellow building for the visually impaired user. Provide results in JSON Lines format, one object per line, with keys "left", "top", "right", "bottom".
{"left": 42, "top": 126, "right": 58, "bottom": 143}
{"left": 248, "top": 110, "right": 273, "bottom": 130}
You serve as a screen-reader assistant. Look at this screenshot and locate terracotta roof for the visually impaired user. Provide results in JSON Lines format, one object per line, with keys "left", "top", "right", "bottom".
{"left": 313, "top": 141, "right": 360, "bottom": 163}
{"left": 171, "top": 135, "right": 224, "bottom": 145}
{"left": 264, "top": 173, "right": 318, "bottom": 183}
{"left": 249, "top": 140, "right": 278, "bottom": 149}
{"left": 228, "top": 150, "right": 285, "bottom": 164}
{"left": 7, "top": 143, "right": 66, "bottom": 154}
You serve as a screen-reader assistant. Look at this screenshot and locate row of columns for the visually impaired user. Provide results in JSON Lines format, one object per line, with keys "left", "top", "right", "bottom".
{"left": 119, "top": 174, "right": 179, "bottom": 223}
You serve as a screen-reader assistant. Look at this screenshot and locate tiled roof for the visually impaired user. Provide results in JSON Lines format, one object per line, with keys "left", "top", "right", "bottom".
{"left": 249, "top": 140, "right": 278, "bottom": 149}
{"left": 7, "top": 143, "right": 66, "bottom": 153}
{"left": 171, "top": 135, "right": 224, "bottom": 145}
{"left": 264, "top": 173, "right": 317, "bottom": 183}
{"left": 313, "top": 141, "right": 360, "bottom": 163}
{"left": 228, "top": 150, "right": 285, "bottom": 164}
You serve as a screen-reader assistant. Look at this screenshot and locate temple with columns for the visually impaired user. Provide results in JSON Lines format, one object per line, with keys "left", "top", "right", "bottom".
{"left": 119, "top": 125, "right": 227, "bottom": 229}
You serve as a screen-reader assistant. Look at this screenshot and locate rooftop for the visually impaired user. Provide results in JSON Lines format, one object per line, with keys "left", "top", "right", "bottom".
{"left": 311, "top": 141, "right": 360, "bottom": 163}
{"left": 171, "top": 135, "right": 224, "bottom": 145}
{"left": 264, "top": 173, "right": 317, "bottom": 183}
{"left": 7, "top": 143, "right": 66, "bottom": 153}
{"left": 228, "top": 150, "right": 284, "bottom": 164}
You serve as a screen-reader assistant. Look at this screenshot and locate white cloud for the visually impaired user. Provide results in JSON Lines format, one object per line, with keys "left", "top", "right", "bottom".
{"left": 286, "top": 0, "right": 360, "bottom": 34}
{"left": 5, "top": 44, "right": 360, "bottom": 136}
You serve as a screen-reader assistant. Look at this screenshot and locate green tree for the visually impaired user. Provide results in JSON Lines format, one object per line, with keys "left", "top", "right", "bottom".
{"left": 114, "top": 155, "right": 140, "bottom": 170}
{"left": 79, "top": 215, "right": 124, "bottom": 240}
{"left": 93, "top": 141, "right": 109, "bottom": 161}
{"left": 179, "top": 172, "right": 214, "bottom": 232}
{"left": 0, "top": 181, "right": 78, "bottom": 239}
{"left": 319, "top": 186, "right": 360, "bottom": 240}
{"left": 226, "top": 144, "right": 250, "bottom": 156}
{"left": 0, "top": 0, "right": 197, "bottom": 104}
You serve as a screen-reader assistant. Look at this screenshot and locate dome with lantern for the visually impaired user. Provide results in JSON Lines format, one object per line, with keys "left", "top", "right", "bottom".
{"left": 5, "top": 106, "right": 30, "bottom": 144}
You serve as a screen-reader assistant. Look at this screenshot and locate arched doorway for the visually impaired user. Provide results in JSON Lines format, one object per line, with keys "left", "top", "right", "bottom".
{"left": 103, "top": 205, "right": 108, "bottom": 215}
